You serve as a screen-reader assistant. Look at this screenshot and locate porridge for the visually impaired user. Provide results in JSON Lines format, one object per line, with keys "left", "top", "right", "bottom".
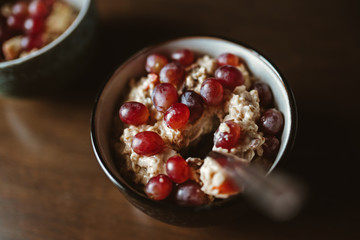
{"left": 114, "top": 49, "right": 284, "bottom": 205}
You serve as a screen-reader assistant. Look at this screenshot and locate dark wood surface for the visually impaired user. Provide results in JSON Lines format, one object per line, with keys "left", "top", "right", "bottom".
{"left": 1, "top": 0, "right": 359, "bottom": 239}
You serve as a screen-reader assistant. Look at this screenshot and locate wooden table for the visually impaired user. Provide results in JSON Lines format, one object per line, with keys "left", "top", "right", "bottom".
{"left": 1, "top": 0, "right": 359, "bottom": 239}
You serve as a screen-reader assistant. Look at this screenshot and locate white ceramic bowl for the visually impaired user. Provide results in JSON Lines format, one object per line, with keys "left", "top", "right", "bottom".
{"left": 91, "top": 36, "right": 297, "bottom": 226}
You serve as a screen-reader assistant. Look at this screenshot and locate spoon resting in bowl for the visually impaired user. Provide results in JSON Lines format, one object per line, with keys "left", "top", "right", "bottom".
{"left": 208, "top": 151, "right": 304, "bottom": 220}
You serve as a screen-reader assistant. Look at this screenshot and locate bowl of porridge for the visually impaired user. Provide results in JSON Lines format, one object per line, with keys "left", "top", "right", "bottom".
{"left": 0, "top": 0, "right": 97, "bottom": 97}
{"left": 91, "top": 36, "right": 297, "bottom": 226}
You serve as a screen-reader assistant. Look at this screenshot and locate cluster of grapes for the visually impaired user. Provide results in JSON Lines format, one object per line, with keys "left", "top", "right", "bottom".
{"left": 118, "top": 49, "right": 283, "bottom": 205}
{"left": 144, "top": 51, "right": 247, "bottom": 151}
{"left": 128, "top": 131, "right": 205, "bottom": 206}
{"left": 0, "top": 0, "right": 54, "bottom": 59}
{"left": 119, "top": 49, "right": 208, "bottom": 205}
{"left": 252, "top": 81, "right": 284, "bottom": 158}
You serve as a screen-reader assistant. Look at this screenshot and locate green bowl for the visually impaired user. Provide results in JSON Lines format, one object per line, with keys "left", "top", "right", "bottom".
{"left": 0, "top": 0, "right": 97, "bottom": 97}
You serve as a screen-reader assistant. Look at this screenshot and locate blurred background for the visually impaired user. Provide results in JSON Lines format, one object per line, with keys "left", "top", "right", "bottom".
{"left": 0, "top": 0, "right": 359, "bottom": 239}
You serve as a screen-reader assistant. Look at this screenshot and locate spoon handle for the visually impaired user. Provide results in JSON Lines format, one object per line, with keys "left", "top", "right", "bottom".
{"left": 208, "top": 151, "right": 304, "bottom": 220}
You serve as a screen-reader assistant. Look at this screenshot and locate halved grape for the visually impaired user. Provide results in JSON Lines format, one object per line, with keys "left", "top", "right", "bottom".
{"left": 214, "top": 120, "right": 241, "bottom": 150}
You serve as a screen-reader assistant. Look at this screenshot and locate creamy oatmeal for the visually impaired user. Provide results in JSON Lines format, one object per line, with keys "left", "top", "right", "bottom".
{"left": 115, "top": 50, "right": 284, "bottom": 205}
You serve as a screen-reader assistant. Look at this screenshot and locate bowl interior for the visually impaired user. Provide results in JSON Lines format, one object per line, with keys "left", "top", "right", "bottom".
{"left": 92, "top": 36, "right": 296, "bottom": 195}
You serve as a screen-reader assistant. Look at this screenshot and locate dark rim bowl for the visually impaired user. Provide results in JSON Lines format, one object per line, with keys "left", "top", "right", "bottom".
{"left": 91, "top": 36, "right": 297, "bottom": 227}
{"left": 0, "top": 0, "right": 96, "bottom": 97}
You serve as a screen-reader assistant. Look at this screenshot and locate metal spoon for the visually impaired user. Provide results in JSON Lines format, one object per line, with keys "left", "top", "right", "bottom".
{"left": 208, "top": 151, "right": 305, "bottom": 220}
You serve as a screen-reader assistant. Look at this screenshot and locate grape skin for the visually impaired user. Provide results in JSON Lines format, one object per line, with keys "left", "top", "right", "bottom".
{"left": 214, "top": 65, "right": 244, "bottom": 90}
{"left": 259, "top": 108, "right": 284, "bottom": 136}
{"left": 132, "top": 131, "right": 164, "bottom": 156}
{"left": 145, "top": 174, "right": 173, "bottom": 200}
{"left": 200, "top": 78, "right": 224, "bottom": 106}
{"left": 166, "top": 155, "right": 190, "bottom": 184}
{"left": 180, "top": 90, "right": 204, "bottom": 123}
{"left": 164, "top": 103, "right": 190, "bottom": 130}
{"left": 174, "top": 181, "right": 205, "bottom": 206}
{"left": 152, "top": 83, "right": 178, "bottom": 112}
{"left": 119, "top": 101, "right": 149, "bottom": 126}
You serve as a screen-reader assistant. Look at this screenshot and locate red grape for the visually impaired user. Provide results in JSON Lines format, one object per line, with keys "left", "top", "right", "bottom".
{"left": 171, "top": 49, "right": 194, "bottom": 66}
{"left": 119, "top": 101, "right": 149, "bottom": 126}
{"left": 145, "top": 174, "right": 173, "bottom": 200}
{"left": 145, "top": 53, "right": 168, "bottom": 74}
{"left": 21, "top": 34, "right": 43, "bottom": 50}
{"left": 152, "top": 83, "right": 178, "bottom": 112}
{"left": 159, "top": 62, "right": 185, "bottom": 87}
{"left": 132, "top": 131, "right": 164, "bottom": 156}
{"left": 214, "top": 65, "right": 244, "bottom": 90}
{"left": 7, "top": 15, "right": 25, "bottom": 31}
{"left": 0, "top": 17, "right": 11, "bottom": 42}
{"left": 23, "top": 17, "right": 44, "bottom": 35}
{"left": 28, "top": 0, "right": 49, "bottom": 18}
{"left": 262, "top": 135, "right": 280, "bottom": 158}
{"left": 217, "top": 53, "right": 239, "bottom": 67}
{"left": 180, "top": 90, "right": 204, "bottom": 123}
{"left": 200, "top": 78, "right": 224, "bottom": 106}
{"left": 164, "top": 103, "right": 190, "bottom": 129}
{"left": 43, "top": 0, "right": 55, "bottom": 7}
{"left": 214, "top": 120, "right": 241, "bottom": 150}
{"left": 12, "top": 1, "right": 29, "bottom": 17}
{"left": 166, "top": 155, "right": 190, "bottom": 184}
{"left": 252, "top": 82, "right": 273, "bottom": 107}
{"left": 174, "top": 181, "right": 205, "bottom": 206}
{"left": 259, "top": 108, "right": 284, "bottom": 136}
